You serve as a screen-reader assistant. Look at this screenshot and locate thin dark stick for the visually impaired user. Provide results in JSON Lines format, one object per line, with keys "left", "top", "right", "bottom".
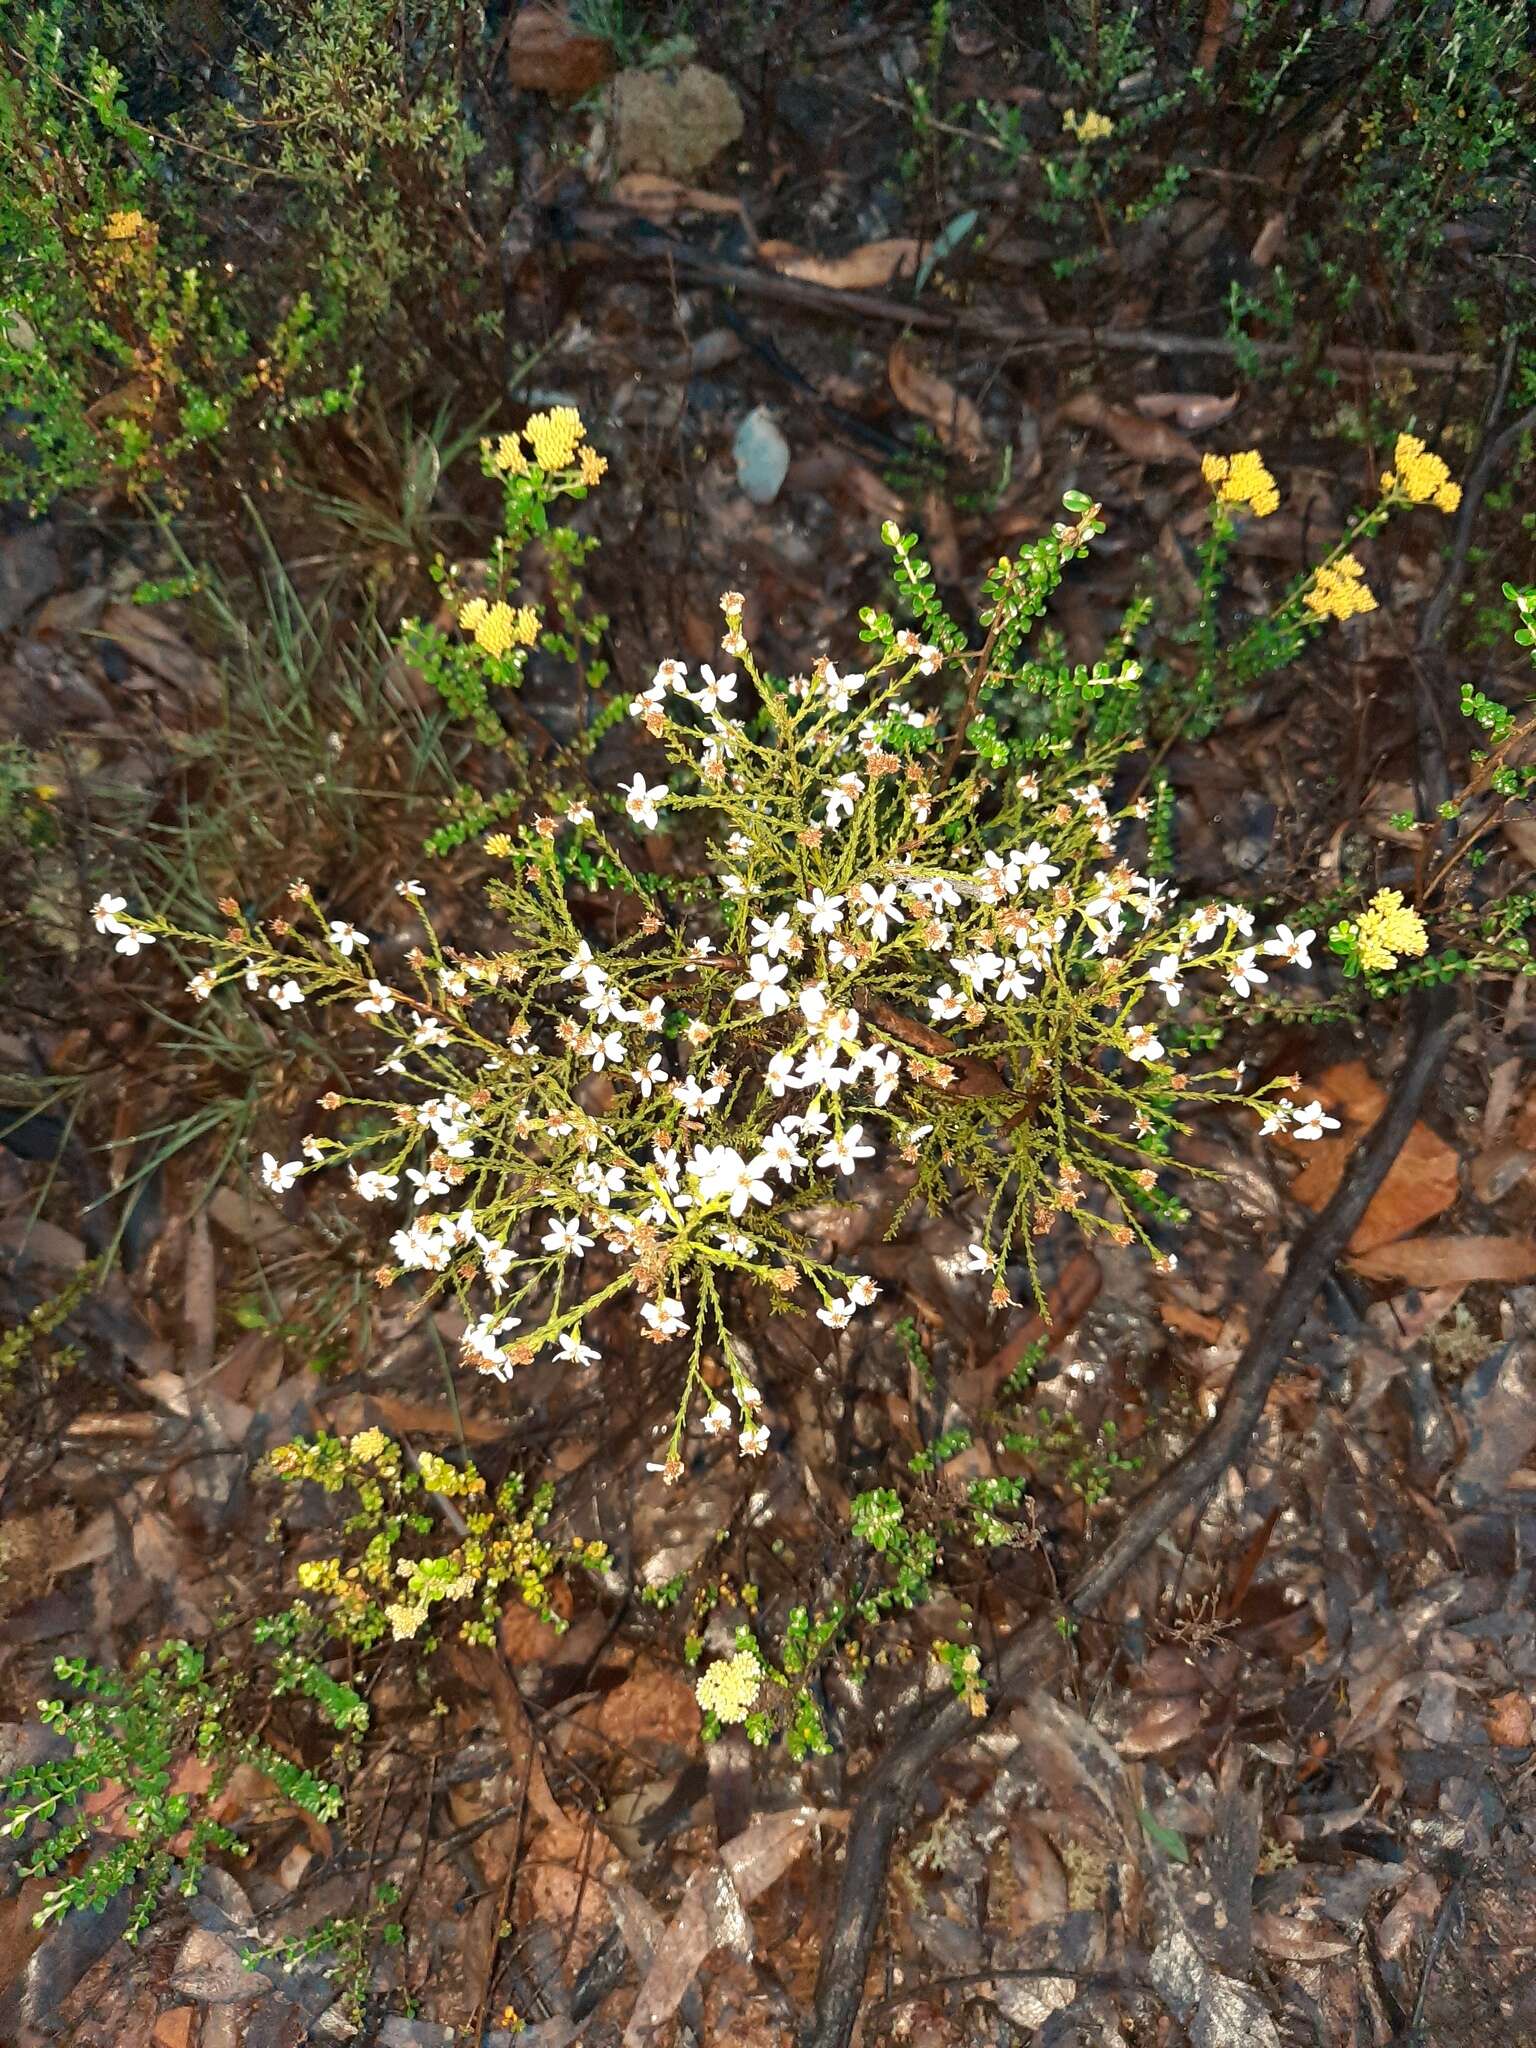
{"left": 569, "top": 217, "right": 1476, "bottom": 378}
{"left": 807, "top": 326, "right": 1526, "bottom": 2048}
{"left": 808, "top": 983, "right": 1457, "bottom": 2048}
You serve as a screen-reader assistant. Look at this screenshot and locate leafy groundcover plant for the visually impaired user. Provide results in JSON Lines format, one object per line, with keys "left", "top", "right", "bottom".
{"left": 0, "top": 1427, "right": 602, "bottom": 1932}
{"left": 89, "top": 432, "right": 1429, "bottom": 1479}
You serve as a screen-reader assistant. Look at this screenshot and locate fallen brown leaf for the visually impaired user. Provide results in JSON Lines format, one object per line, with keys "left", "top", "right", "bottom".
{"left": 98, "top": 603, "right": 216, "bottom": 705}
{"left": 1350, "top": 1235, "right": 1536, "bottom": 1286}
{"left": 1133, "top": 391, "right": 1238, "bottom": 431}
{"left": 767, "top": 237, "right": 925, "bottom": 290}
{"left": 888, "top": 342, "right": 987, "bottom": 461}
{"left": 452, "top": 1643, "right": 569, "bottom": 1831}
{"left": 920, "top": 487, "right": 962, "bottom": 582}
{"left": 1487, "top": 1689, "right": 1533, "bottom": 1747}
{"left": 1287, "top": 1061, "right": 1458, "bottom": 1252}
{"left": 611, "top": 173, "right": 745, "bottom": 222}
{"left": 1315, "top": 1057, "right": 1388, "bottom": 1124}
{"left": 506, "top": 1, "right": 615, "bottom": 93}
{"left": 1197, "top": 0, "right": 1235, "bottom": 71}
{"left": 591, "top": 1658, "right": 701, "bottom": 1754}
{"left": 1502, "top": 815, "right": 1536, "bottom": 869}
{"left": 1057, "top": 391, "right": 1199, "bottom": 465}
{"left": 785, "top": 449, "right": 907, "bottom": 527}
{"left": 323, "top": 1389, "right": 507, "bottom": 1444}
{"left": 1158, "top": 1299, "right": 1226, "bottom": 1344}
{"left": 1377, "top": 1873, "right": 1444, "bottom": 1962}
{"left": 622, "top": 1808, "right": 838, "bottom": 2046}
{"left": 1249, "top": 1910, "right": 1354, "bottom": 1961}
{"left": 151, "top": 2009, "right": 197, "bottom": 2048}
{"left": 1291, "top": 1118, "right": 1459, "bottom": 1254}
{"left": 1119, "top": 1693, "right": 1207, "bottom": 1756}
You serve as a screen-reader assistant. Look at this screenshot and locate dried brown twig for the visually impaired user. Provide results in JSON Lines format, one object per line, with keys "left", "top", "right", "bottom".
{"left": 570, "top": 213, "right": 1476, "bottom": 378}
{"left": 808, "top": 341, "right": 1526, "bottom": 2048}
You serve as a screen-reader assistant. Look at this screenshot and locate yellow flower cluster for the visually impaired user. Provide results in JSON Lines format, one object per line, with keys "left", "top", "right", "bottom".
{"left": 1201, "top": 449, "right": 1280, "bottom": 518}
{"left": 524, "top": 406, "right": 585, "bottom": 472}
{"left": 1380, "top": 432, "right": 1461, "bottom": 514}
{"left": 348, "top": 1427, "right": 397, "bottom": 1468}
{"left": 1344, "top": 887, "right": 1428, "bottom": 972}
{"left": 102, "top": 208, "right": 146, "bottom": 240}
{"left": 1303, "top": 552, "right": 1376, "bottom": 621}
{"left": 1063, "top": 107, "right": 1114, "bottom": 143}
{"left": 695, "top": 1648, "right": 763, "bottom": 1724}
{"left": 386, "top": 1601, "right": 427, "bottom": 1640}
{"left": 485, "top": 409, "right": 601, "bottom": 480}
{"left": 487, "top": 432, "right": 529, "bottom": 477}
{"left": 459, "top": 597, "right": 539, "bottom": 657}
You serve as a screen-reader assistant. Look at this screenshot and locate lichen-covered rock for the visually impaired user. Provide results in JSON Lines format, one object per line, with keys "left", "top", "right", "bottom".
{"left": 611, "top": 64, "right": 744, "bottom": 179}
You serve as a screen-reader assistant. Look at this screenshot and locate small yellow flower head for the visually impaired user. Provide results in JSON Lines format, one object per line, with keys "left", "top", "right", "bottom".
{"left": 348, "top": 1427, "right": 393, "bottom": 1466}
{"left": 578, "top": 444, "right": 607, "bottom": 487}
{"left": 1303, "top": 552, "right": 1377, "bottom": 622}
{"left": 387, "top": 1602, "right": 427, "bottom": 1641}
{"left": 524, "top": 406, "right": 584, "bottom": 472}
{"left": 458, "top": 596, "right": 489, "bottom": 634}
{"left": 1063, "top": 107, "right": 1114, "bottom": 143}
{"left": 1342, "top": 887, "right": 1429, "bottom": 972}
{"left": 1202, "top": 448, "right": 1280, "bottom": 518}
{"left": 1381, "top": 432, "right": 1461, "bottom": 515}
{"left": 473, "top": 603, "right": 520, "bottom": 657}
{"left": 103, "top": 208, "right": 146, "bottom": 240}
{"left": 695, "top": 1648, "right": 762, "bottom": 1724}
{"left": 487, "top": 431, "right": 530, "bottom": 477}
{"left": 483, "top": 831, "right": 516, "bottom": 856}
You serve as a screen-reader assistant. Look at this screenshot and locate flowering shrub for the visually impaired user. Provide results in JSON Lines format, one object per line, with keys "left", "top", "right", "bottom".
{"left": 92, "top": 452, "right": 1387, "bottom": 1474}
{"left": 0, "top": 0, "right": 479, "bottom": 510}
{"left": 263, "top": 1426, "right": 606, "bottom": 1647}
{"left": 1175, "top": 433, "right": 1462, "bottom": 736}
{"left": 0, "top": 1423, "right": 596, "bottom": 1933}
{"left": 399, "top": 409, "right": 610, "bottom": 751}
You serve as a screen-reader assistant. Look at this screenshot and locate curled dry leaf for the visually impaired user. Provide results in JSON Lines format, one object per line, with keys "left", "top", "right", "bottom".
{"left": 1350, "top": 1235, "right": 1536, "bottom": 1286}
{"left": 888, "top": 342, "right": 988, "bottom": 462}
{"left": 1248, "top": 1911, "right": 1354, "bottom": 1962}
{"left": 1057, "top": 392, "right": 1200, "bottom": 465}
{"left": 611, "top": 173, "right": 746, "bottom": 223}
{"left": 1119, "top": 1692, "right": 1208, "bottom": 1757}
{"left": 1133, "top": 391, "right": 1239, "bottom": 432}
{"left": 764, "top": 237, "right": 925, "bottom": 290}
{"left": 1376, "top": 1872, "right": 1445, "bottom": 1961}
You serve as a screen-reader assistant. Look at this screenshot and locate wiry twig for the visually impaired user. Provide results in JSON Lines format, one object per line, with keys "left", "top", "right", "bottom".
{"left": 808, "top": 985, "right": 1456, "bottom": 2048}
{"left": 807, "top": 336, "right": 1529, "bottom": 2048}
{"left": 567, "top": 213, "right": 1478, "bottom": 378}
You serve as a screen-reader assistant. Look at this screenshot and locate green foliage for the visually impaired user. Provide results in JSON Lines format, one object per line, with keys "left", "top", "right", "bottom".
{"left": 0, "top": 0, "right": 488, "bottom": 509}
{"left": 0, "top": 1641, "right": 345, "bottom": 1938}
{"left": 264, "top": 1427, "right": 608, "bottom": 1649}
{"left": 244, "top": 1881, "right": 403, "bottom": 2025}
{"left": 0, "top": 1260, "right": 98, "bottom": 1406}
{"left": 0, "top": 1425, "right": 596, "bottom": 1942}
{"left": 900, "top": 3, "right": 1532, "bottom": 362}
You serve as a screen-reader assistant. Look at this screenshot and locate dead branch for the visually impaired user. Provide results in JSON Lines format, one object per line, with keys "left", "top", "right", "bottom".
{"left": 807, "top": 333, "right": 1527, "bottom": 2048}
{"left": 569, "top": 214, "right": 1478, "bottom": 378}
